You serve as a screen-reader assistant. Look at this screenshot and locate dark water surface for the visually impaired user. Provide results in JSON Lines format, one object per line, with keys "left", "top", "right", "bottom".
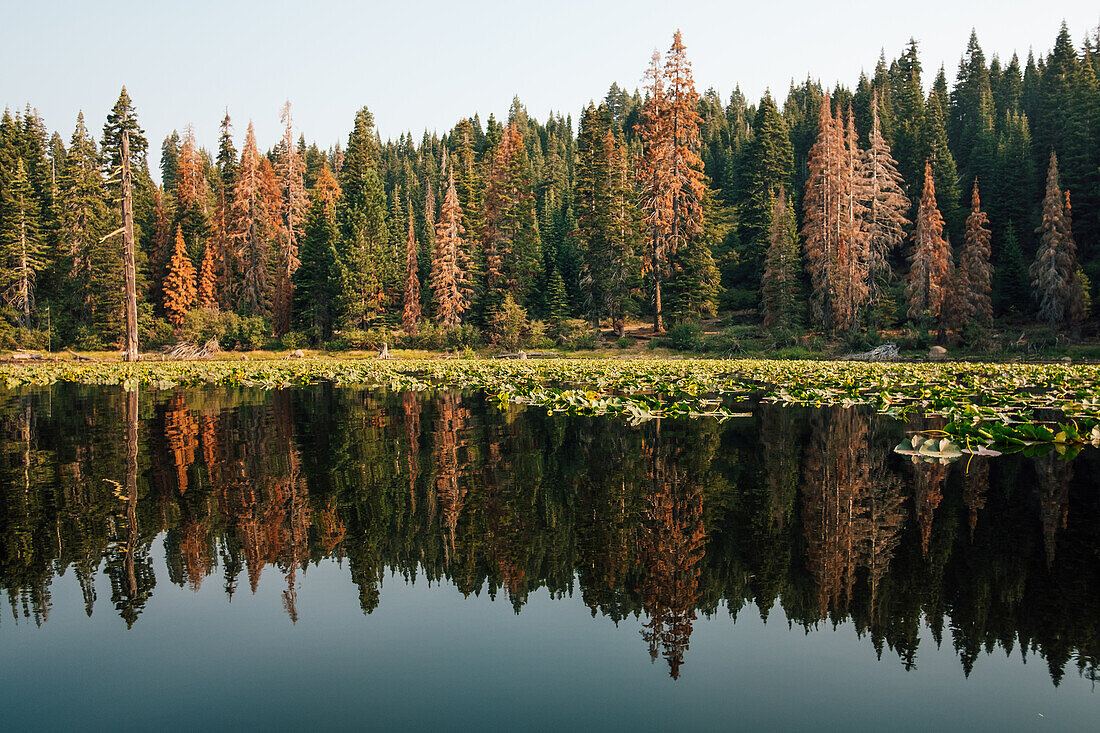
{"left": 0, "top": 384, "right": 1097, "bottom": 731}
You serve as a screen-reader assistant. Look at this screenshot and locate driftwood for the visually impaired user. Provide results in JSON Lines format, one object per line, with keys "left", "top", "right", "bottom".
{"left": 377, "top": 342, "right": 393, "bottom": 359}
{"left": 493, "top": 351, "right": 558, "bottom": 359}
{"left": 11, "top": 352, "right": 44, "bottom": 360}
{"left": 843, "top": 343, "right": 900, "bottom": 362}
{"left": 162, "top": 339, "right": 221, "bottom": 360}
{"left": 67, "top": 350, "right": 93, "bottom": 362}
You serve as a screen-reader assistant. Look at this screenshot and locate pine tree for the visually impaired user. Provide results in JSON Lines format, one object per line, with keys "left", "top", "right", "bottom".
{"left": 337, "top": 108, "right": 392, "bottom": 330}
{"left": 906, "top": 162, "right": 952, "bottom": 326}
{"left": 860, "top": 90, "right": 911, "bottom": 297}
{"left": 231, "top": 122, "right": 277, "bottom": 319}
{"left": 174, "top": 127, "right": 209, "bottom": 259}
{"left": 294, "top": 165, "right": 341, "bottom": 342}
{"left": 0, "top": 159, "right": 45, "bottom": 328}
{"left": 273, "top": 102, "right": 307, "bottom": 336}
{"left": 57, "top": 112, "right": 118, "bottom": 345}
{"left": 482, "top": 121, "right": 540, "bottom": 308}
{"left": 803, "top": 93, "right": 865, "bottom": 332}
{"left": 952, "top": 182, "right": 993, "bottom": 334}
{"left": 891, "top": 39, "right": 926, "bottom": 191}
{"left": 636, "top": 30, "right": 707, "bottom": 331}
{"left": 545, "top": 266, "right": 569, "bottom": 331}
{"left": 164, "top": 225, "right": 196, "bottom": 328}
{"left": 216, "top": 111, "right": 238, "bottom": 192}
{"left": 663, "top": 31, "right": 709, "bottom": 323}
{"left": 761, "top": 186, "right": 802, "bottom": 333}
{"left": 197, "top": 241, "right": 217, "bottom": 309}
{"left": 637, "top": 49, "right": 671, "bottom": 331}
{"left": 431, "top": 161, "right": 472, "bottom": 327}
{"left": 576, "top": 105, "right": 640, "bottom": 328}
{"left": 402, "top": 209, "right": 421, "bottom": 335}
{"left": 994, "top": 223, "right": 1029, "bottom": 315}
{"left": 1030, "top": 152, "right": 1086, "bottom": 327}
{"left": 160, "top": 130, "right": 180, "bottom": 193}
{"left": 737, "top": 91, "right": 794, "bottom": 287}
{"left": 923, "top": 81, "right": 962, "bottom": 232}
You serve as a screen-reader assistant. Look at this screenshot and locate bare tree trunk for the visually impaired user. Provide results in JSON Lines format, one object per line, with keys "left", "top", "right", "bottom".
{"left": 121, "top": 130, "right": 139, "bottom": 361}
{"left": 125, "top": 387, "right": 139, "bottom": 596}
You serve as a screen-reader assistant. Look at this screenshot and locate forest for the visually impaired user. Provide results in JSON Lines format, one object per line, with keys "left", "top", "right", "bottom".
{"left": 0, "top": 24, "right": 1099, "bottom": 353}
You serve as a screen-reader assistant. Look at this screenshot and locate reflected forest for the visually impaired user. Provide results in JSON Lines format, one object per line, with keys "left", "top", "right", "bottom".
{"left": 1, "top": 384, "right": 1097, "bottom": 685}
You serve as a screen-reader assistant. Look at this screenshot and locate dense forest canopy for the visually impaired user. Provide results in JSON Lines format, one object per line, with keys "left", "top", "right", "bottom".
{"left": 1, "top": 23, "right": 1099, "bottom": 350}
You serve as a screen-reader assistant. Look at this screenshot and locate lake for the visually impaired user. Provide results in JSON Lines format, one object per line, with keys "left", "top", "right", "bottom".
{"left": 0, "top": 383, "right": 1097, "bottom": 730}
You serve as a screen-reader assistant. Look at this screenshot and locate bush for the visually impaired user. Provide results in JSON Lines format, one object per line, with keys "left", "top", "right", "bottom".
{"left": 139, "top": 313, "right": 175, "bottom": 350}
{"left": 72, "top": 325, "right": 106, "bottom": 351}
{"left": 527, "top": 320, "right": 553, "bottom": 349}
{"left": 489, "top": 295, "right": 529, "bottom": 351}
{"left": 278, "top": 331, "right": 308, "bottom": 350}
{"left": 660, "top": 322, "right": 703, "bottom": 352}
{"left": 236, "top": 316, "right": 269, "bottom": 350}
{"left": 181, "top": 308, "right": 238, "bottom": 347}
{"left": 723, "top": 287, "right": 760, "bottom": 312}
{"left": 556, "top": 319, "right": 600, "bottom": 350}
{"left": 326, "top": 327, "right": 390, "bottom": 351}
{"left": 616, "top": 336, "right": 632, "bottom": 349}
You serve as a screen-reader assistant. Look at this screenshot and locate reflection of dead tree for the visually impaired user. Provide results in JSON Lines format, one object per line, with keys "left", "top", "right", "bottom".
{"left": 433, "top": 393, "right": 469, "bottom": 565}
{"left": 962, "top": 459, "right": 989, "bottom": 541}
{"left": 163, "top": 392, "right": 198, "bottom": 493}
{"left": 803, "top": 410, "right": 906, "bottom": 618}
{"left": 318, "top": 498, "right": 346, "bottom": 555}
{"left": 912, "top": 461, "right": 947, "bottom": 557}
{"left": 638, "top": 423, "right": 706, "bottom": 680}
{"left": 403, "top": 392, "right": 421, "bottom": 512}
{"left": 1034, "top": 453, "right": 1073, "bottom": 567}
{"left": 215, "top": 395, "right": 312, "bottom": 618}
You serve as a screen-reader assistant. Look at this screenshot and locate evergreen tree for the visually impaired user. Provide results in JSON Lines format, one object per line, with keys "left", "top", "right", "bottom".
{"left": 737, "top": 91, "right": 794, "bottom": 287}
{"left": 430, "top": 160, "right": 472, "bottom": 327}
{"left": 216, "top": 111, "right": 238, "bottom": 192}
{"left": 160, "top": 130, "right": 180, "bottom": 193}
{"left": 906, "top": 162, "right": 952, "bottom": 327}
{"left": 576, "top": 105, "right": 641, "bottom": 329}
{"left": 1030, "top": 152, "right": 1086, "bottom": 327}
{"left": 231, "top": 122, "right": 277, "bottom": 319}
{"left": 164, "top": 225, "right": 196, "bottom": 328}
{"left": 545, "top": 266, "right": 569, "bottom": 331}
{"left": 923, "top": 80, "right": 962, "bottom": 232}
{"left": 952, "top": 182, "right": 993, "bottom": 334}
{"left": 402, "top": 210, "right": 421, "bottom": 336}
{"left": 994, "top": 222, "right": 1029, "bottom": 315}
{"left": 0, "top": 159, "right": 46, "bottom": 328}
{"left": 760, "top": 186, "right": 802, "bottom": 333}
{"left": 197, "top": 241, "right": 217, "bottom": 310}
{"left": 337, "top": 108, "right": 392, "bottom": 329}
{"left": 637, "top": 49, "right": 672, "bottom": 331}
{"left": 57, "top": 112, "right": 118, "bottom": 345}
{"left": 294, "top": 165, "right": 341, "bottom": 342}
{"left": 859, "top": 90, "right": 910, "bottom": 297}
{"left": 274, "top": 102, "right": 307, "bottom": 336}
{"left": 891, "top": 39, "right": 926, "bottom": 192}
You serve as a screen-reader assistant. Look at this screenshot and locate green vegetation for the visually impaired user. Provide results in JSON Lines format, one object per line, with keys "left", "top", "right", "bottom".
{"left": 2, "top": 357, "right": 1099, "bottom": 451}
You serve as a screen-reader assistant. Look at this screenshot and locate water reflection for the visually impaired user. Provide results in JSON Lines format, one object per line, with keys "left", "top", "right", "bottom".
{"left": 0, "top": 384, "right": 1097, "bottom": 686}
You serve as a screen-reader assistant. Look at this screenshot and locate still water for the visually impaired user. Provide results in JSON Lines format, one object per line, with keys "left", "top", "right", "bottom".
{"left": 0, "top": 384, "right": 1096, "bottom": 730}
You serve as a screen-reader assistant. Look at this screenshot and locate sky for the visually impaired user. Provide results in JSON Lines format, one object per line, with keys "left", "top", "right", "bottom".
{"left": 2, "top": 0, "right": 1097, "bottom": 176}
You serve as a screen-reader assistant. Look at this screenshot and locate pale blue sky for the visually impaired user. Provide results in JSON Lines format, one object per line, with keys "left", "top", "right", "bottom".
{"left": 3, "top": 1, "right": 1097, "bottom": 174}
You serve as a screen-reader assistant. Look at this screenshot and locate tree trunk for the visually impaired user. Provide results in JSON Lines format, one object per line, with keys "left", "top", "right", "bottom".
{"left": 121, "top": 131, "right": 139, "bottom": 361}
